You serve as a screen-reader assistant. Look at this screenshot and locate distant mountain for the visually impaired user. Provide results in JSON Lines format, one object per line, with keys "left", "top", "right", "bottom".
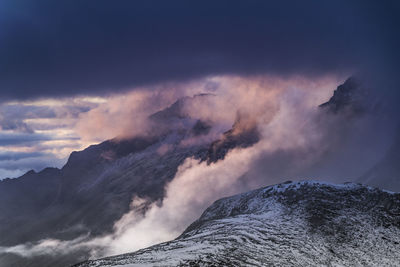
{"left": 0, "top": 94, "right": 260, "bottom": 267}
{"left": 319, "top": 76, "right": 368, "bottom": 114}
{"left": 74, "top": 181, "right": 400, "bottom": 266}
{"left": 319, "top": 77, "right": 400, "bottom": 192}
{"left": 358, "top": 130, "right": 400, "bottom": 192}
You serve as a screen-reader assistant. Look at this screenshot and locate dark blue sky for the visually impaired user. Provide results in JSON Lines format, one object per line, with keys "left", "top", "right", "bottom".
{"left": 0, "top": 0, "right": 398, "bottom": 100}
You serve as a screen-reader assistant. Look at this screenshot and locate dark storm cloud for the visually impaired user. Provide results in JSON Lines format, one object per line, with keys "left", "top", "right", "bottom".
{"left": 0, "top": 104, "right": 56, "bottom": 132}
{"left": 0, "top": 100, "right": 95, "bottom": 133}
{"left": 2, "top": 103, "right": 91, "bottom": 119}
{"left": 0, "top": 104, "right": 56, "bottom": 119}
{"left": 0, "top": 0, "right": 398, "bottom": 100}
{"left": 0, "top": 105, "right": 56, "bottom": 133}
{"left": 0, "top": 118, "right": 34, "bottom": 133}
{"left": 0, "top": 132, "right": 50, "bottom": 145}
{"left": 0, "top": 151, "right": 46, "bottom": 161}
{"left": 0, "top": 132, "right": 78, "bottom": 146}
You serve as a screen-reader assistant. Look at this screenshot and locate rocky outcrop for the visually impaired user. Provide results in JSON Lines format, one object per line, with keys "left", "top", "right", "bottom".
{"left": 319, "top": 76, "right": 367, "bottom": 114}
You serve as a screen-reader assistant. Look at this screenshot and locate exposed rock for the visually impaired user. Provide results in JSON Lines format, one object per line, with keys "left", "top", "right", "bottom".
{"left": 319, "top": 76, "right": 368, "bottom": 114}
{"left": 204, "top": 111, "right": 260, "bottom": 163}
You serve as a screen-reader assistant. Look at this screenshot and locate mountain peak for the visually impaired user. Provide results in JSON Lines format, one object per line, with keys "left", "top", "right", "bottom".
{"left": 319, "top": 76, "right": 367, "bottom": 113}
{"left": 183, "top": 180, "right": 397, "bottom": 234}
{"left": 149, "top": 93, "right": 215, "bottom": 122}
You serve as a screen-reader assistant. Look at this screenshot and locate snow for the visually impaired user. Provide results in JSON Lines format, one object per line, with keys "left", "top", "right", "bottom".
{"left": 74, "top": 181, "right": 400, "bottom": 267}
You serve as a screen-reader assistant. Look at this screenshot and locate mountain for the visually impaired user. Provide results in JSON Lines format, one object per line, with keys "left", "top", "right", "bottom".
{"left": 319, "top": 76, "right": 368, "bottom": 114}
{"left": 358, "top": 130, "right": 400, "bottom": 192}
{"left": 1, "top": 77, "right": 398, "bottom": 266}
{"left": 0, "top": 94, "right": 260, "bottom": 267}
{"left": 74, "top": 181, "right": 400, "bottom": 266}
{"left": 319, "top": 77, "right": 400, "bottom": 191}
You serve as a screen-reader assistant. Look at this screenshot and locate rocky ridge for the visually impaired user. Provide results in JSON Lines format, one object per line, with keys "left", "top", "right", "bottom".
{"left": 74, "top": 181, "right": 400, "bottom": 266}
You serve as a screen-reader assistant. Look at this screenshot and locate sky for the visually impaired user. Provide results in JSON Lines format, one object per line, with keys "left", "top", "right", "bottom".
{"left": 0, "top": 0, "right": 399, "bottom": 178}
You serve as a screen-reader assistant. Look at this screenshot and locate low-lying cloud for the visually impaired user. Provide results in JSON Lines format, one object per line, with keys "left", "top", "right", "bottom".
{"left": 1, "top": 74, "right": 398, "bottom": 263}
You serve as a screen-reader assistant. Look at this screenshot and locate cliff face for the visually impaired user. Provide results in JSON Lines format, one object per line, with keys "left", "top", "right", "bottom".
{"left": 320, "top": 77, "right": 400, "bottom": 192}
{"left": 319, "top": 76, "right": 367, "bottom": 113}
{"left": 75, "top": 181, "right": 400, "bottom": 267}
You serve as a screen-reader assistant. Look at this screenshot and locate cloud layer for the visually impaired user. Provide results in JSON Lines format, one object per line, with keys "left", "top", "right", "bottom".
{"left": 0, "top": 0, "right": 398, "bottom": 100}
{"left": 0, "top": 75, "right": 349, "bottom": 257}
{"left": 1, "top": 73, "right": 398, "bottom": 263}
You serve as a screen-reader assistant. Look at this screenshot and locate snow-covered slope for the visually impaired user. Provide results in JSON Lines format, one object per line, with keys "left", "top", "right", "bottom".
{"left": 74, "top": 181, "right": 400, "bottom": 266}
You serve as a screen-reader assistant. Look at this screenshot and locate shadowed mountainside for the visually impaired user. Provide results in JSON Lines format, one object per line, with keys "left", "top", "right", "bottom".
{"left": 0, "top": 94, "right": 260, "bottom": 267}
{"left": 359, "top": 130, "right": 400, "bottom": 191}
